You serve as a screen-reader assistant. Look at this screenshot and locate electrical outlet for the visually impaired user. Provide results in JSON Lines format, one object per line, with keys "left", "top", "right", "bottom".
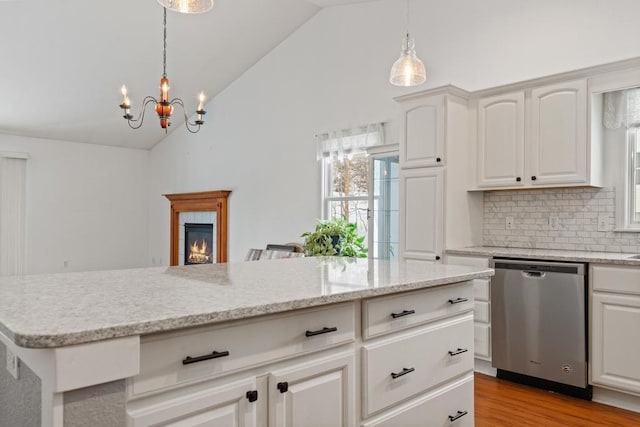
{"left": 598, "top": 215, "right": 608, "bottom": 232}
{"left": 549, "top": 216, "right": 560, "bottom": 230}
{"left": 6, "top": 348, "right": 19, "bottom": 380}
{"left": 505, "top": 216, "right": 515, "bottom": 230}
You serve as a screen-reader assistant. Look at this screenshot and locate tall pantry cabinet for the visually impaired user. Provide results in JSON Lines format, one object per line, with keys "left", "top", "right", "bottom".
{"left": 396, "top": 86, "right": 480, "bottom": 264}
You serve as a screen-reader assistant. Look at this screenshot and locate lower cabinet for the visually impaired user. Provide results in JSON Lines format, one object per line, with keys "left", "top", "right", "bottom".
{"left": 269, "top": 352, "right": 355, "bottom": 427}
{"left": 127, "top": 376, "right": 259, "bottom": 427}
{"left": 126, "top": 283, "right": 476, "bottom": 426}
{"left": 362, "top": 373, "right": 474, "bottom": 427}
{"left": 591, "top": 264, "right": 640, "bottom": 395}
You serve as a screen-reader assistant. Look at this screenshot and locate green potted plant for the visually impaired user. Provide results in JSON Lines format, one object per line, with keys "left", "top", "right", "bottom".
{"left": 301, "top": 216, "right": 368, "bottom": 258}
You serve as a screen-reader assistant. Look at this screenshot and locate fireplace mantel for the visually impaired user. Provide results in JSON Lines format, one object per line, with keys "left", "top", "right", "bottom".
{"left": 164, "top": 190, "right": 231, "bottom": 265}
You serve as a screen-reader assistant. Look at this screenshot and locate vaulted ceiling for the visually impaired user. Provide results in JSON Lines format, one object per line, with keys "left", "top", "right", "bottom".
{"left": 0, "top": 0, "right": 372, "bottom": 150}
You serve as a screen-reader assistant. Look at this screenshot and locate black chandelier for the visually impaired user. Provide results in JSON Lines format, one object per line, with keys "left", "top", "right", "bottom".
{"left": 119, "top": 7, "right": 206, "bottom": 133}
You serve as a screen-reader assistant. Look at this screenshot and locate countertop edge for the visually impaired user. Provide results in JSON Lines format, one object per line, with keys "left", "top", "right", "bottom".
{"left": 447, "top": 247, "right": 640, "bottom": 266}
{"left": 9, "top": 269, "right": 493, "bottom": 349}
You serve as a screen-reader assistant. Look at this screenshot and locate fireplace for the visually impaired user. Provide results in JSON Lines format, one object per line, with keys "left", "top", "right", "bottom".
{"left": 184, "top": 223, "right": 214, "bottom": 265}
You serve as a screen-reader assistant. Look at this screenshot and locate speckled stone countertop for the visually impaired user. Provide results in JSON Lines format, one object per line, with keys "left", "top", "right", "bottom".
{"left": 447, "top": 246, "right": 640, "bottom": 266}
{"left": 0, "top": 257, "right": 493, "bottom": 349}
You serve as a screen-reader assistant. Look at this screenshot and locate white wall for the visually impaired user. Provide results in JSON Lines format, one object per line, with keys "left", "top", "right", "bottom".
{"left": 0, "top": 134, "right": 149, "bottom": 274}
{"left": 149, "top": 0, "right": 640, "bottom": 262}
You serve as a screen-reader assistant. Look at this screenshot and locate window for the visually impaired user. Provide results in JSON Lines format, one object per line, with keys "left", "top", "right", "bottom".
{"left": 603, "top": 88, "right": 640, "bottom": 231}
{"left": 628, "top": 128, "right": 640, "bottom": 226}
{"left": 317, "top": 124, "right": 396, "bottom": 257}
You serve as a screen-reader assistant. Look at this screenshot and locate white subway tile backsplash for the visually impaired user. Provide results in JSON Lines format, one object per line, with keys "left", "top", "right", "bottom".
{"left": 482, "top": 187, "right": 640, "bottom": 253}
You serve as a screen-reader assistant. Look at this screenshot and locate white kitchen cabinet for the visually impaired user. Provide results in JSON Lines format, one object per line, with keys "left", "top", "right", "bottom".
{"left": 591, "top": 264, "right": 640, "bottom": 395}
{"left": 473, "top": 78, "right": 600, "bottom": 190}
{"left": 399, "top": 167, "right": 443, "bottom": 263}
{"left": 269, "top": 352, "right": 354, "bottom": 427}
{"left": 446, "top": 255, "right": 492, "bottom": 361}
{"left": 476, "top": 91, "right": 525, "bottom": 188}
{"left": 529, "top": 79, "right": 588, "bottom": 186}
{"left": 127, "top": 376, "right": 259, "bottom": 427}
{"left": 398, "top": 95, "right": 444, "bottom": 169}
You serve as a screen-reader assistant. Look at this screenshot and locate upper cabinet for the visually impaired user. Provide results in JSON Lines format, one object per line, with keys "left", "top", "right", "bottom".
{"left": 477, "top": 91, "right": 525, "bottom": 188}
{"left": 529, "top": 80, "right": 587, "bottom": 186}
{"left": 399, "top": 95, "right": 445, "bottom": 168}
{"left": 473, "top": 78, "right": 602, "bottom": 190}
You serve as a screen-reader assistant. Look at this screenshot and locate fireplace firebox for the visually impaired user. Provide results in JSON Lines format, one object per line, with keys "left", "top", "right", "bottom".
{"left": 184, "top": 223, "right": 214, "bottom": 265}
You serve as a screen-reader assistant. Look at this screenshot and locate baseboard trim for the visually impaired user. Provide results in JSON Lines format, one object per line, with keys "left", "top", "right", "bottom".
{"left": 474, "top": 358, "right": 496, "bottom": 377}
{"left": 593, "top": 386, "right": 640, "bottom": 413}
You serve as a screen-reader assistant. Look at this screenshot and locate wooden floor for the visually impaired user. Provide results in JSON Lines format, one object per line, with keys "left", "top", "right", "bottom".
{"left": 475, "top": 373, "right": 640, "bottom": 426}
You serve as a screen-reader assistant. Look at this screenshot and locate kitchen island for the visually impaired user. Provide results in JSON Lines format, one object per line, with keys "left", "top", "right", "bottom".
{"left": 0, "top": 257, "right": 493, "bottom": 427}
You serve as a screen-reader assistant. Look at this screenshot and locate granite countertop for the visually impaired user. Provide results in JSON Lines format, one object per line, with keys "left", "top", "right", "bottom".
{"left": 0, "top": 257, "right": 493, "bottom": 349}
{"left": 447, "top": 246, "right": 640, "bottom": 266}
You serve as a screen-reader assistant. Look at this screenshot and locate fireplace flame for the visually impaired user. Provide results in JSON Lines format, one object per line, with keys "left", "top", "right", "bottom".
{"left": 188, "top": 239, "right": 211, "bottom": 264}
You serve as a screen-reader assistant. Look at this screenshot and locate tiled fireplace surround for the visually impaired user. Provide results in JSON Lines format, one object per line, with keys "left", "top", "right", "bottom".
{"left": 483, "top": 187, "right": 640, "bottom": 253}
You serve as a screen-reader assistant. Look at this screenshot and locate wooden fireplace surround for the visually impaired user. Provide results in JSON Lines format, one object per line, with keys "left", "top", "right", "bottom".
{"left": 164, "top": 190, "right": 231, "bottom": 265}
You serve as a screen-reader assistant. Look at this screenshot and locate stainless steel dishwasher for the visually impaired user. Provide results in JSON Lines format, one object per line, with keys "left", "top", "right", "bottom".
{"left": 491, "top": 258, "right": 592, "bottom": 399}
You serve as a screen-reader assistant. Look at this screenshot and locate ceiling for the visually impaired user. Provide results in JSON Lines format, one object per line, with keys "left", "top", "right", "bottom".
{"left": 0, "top": 0, "right": 372, "bottom": 150}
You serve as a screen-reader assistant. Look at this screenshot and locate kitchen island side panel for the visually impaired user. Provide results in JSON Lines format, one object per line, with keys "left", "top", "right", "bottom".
{"left": 0, "top": 340, "right": 42, "bottom": 427}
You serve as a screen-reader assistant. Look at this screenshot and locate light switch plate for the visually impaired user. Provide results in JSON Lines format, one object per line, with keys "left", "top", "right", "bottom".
{"left": 505, "top": 217, "right": 514, "bottom": 230}
{"left": 598, "top": 215, "right": 608, "bottom": 232}
{"left": 549, "top": 216, "right": 560, "bottom": 230}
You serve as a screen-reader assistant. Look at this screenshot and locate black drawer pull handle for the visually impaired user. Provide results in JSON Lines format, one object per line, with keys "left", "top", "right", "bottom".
{"left": 391, "top": 367, "right": 415, "bottom": 379}
{"left": 448, "top": 410, "right": 468, "bottom": 422}
{"left": 391, "top": 309, "right": 416, "bottom": 319}
{"left": 448, "top": 348, "right": 469, "bottom": 356}
{"left": 448, "top": 297, "right": 468, "bottom": 305}
{"left": 246, "top": 390, "right": 258, "bottom": 402}
{"left": 182, "top": 350, "right": 230, "bottom": 365}
{"left": 277, "top": 382, "right": 288, "bottom": 393}
{"left": 305, "top": 327, "right": 338, "bottom": 337}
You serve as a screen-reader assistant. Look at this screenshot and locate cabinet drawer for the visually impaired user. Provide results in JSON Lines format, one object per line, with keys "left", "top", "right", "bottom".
{"left": 363, "top": 282, "right": 473, "bottom": 340}
{"left": 474, "top": 301, "right": 490, "bottom": 323}
{"left": 131, "top": 302, "right": 355, "bottom": 396}
{"left": 474, "top": 323, "right": 491, "bottom": 360}
{"left": 474, "top": 278, "right": 490, "bottom": 301}
{"left": 362, "top": 313, "right": 474, "bottom": 417}
{"left": 362, "top": 373, "right": 474, "bottom": 427}
{"left": 591, "top": 264, "right": 640, "bottom": 295}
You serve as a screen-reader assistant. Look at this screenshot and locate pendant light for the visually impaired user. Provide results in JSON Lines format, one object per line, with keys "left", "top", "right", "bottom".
{"left": 389, "top": 0, "right": 426, "bottom": 87}
{"left": 157, "top": 0, "right": 213, "bottom": 14}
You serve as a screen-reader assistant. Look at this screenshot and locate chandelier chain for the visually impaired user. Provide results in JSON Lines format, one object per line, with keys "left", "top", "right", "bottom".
{"left": 162, "top": 7, "right": 167, "bottom": 77}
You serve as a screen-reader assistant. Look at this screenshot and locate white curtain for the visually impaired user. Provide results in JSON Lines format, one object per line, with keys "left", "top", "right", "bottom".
{"left": 0, "top": 155, "right": 27, "bottom": 276}
{"left": 316, "top": 123, "right": 384, "bottom": 159}
{"left": 603, "top": 88, "right": 640, "bottom": 129}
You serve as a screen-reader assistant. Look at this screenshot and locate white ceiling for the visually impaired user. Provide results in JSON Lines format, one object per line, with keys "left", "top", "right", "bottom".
{"left": 0, "top": 0, "right": 374, "bottom": 150}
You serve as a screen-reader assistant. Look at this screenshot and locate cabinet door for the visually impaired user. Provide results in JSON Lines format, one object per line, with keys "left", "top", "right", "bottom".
{"left": 399, "top": 96, "right": 444, "bottom": 168}
{"left": 127, "top": 377, "right": 258, "bottom": 427}
{"left": 529, "top": 79, "right": 587, "bottom": 185}
{"left": 399, "top": 168, "right": 443, "bottom": 262}
{"left": 591, "top": 292, "right": 640, "bottom": 394}
{"left": 477, "top": 91, "right": 525, "bottom": 188}
{"left": 269, "top": 352, "right": 355, "bottom": 427}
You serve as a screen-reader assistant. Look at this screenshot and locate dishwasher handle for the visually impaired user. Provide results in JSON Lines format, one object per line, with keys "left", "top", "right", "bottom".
{"left": 522, "top": 271, "right": 546, "bottom": 279}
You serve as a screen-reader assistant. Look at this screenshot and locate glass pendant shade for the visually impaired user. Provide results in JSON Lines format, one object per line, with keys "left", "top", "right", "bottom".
{"left": 389, "top": 33, "right": 426, "bottom": 87}
{"left": 157, "top": 0, "right": 214, "bottom": 14}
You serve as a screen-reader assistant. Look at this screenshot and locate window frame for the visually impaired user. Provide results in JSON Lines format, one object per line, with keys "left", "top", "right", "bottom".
{"left": 625, "top": 127, "right": 640, "bottom": 230}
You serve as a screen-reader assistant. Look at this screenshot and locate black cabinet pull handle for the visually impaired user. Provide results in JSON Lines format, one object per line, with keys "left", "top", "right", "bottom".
{"left": 277, "top": 382, "right": 289, "bottom": 393}
{"left": 531, "top": 175, "right": 537, "bottom": 181}
{"left": 391, "top": 309, "right": 416, "bottom": 319}
{"left": 516, "top": 177, "right": 521, "bottom": 182}
{"left": 246, "top": 390, "right": 258, "bottom": 402}
{"left": 436, "top": 157, "right": 441, "bottom": 163}
{"left": 435, "top": 255, "right": 441, "bottom": 261}
{"left": 305, "top": 327, "right": 338, "bottom": 337}
{"left": 448, "top": 297, "right": 468, "bottom": 305}
{"left": 182, "top": 350, "right": 230, "bottom": 365}
{"left": 391, "top": 367, "right": 415, "bottom": 379}
{"left": 448, "top": 348, "right": 469, "bottom": 356}
{"left": 448, "top": 410, "right": 468, "bottom": 422}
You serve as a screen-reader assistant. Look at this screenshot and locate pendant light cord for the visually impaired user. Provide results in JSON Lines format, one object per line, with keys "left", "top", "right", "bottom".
{"left": 406, "top": 0, "right": 410, "bottom": 37}
{"left": 162, "top": 7, "right": 167, "bottom": 78}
